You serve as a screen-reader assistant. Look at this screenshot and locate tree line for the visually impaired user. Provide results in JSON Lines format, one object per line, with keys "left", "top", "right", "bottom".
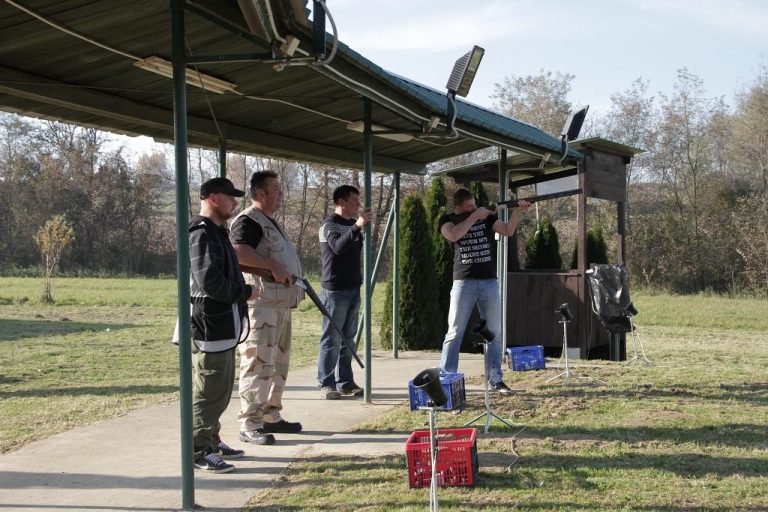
{"left": 0, "top": 63, "right": 766, "bottom": 298}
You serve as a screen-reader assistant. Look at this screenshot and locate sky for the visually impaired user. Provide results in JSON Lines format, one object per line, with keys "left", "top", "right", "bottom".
{"left": 117, "top": 0, "right": 768, "bottom": 156}
{"left": 324, "top": 0, "right": 768, "bottom": 113}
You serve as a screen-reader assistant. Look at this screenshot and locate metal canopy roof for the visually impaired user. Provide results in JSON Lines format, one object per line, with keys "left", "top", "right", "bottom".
{"left": 435, "top": 137, "right": 643, "bottom": 186}
{"left": 0, "top": 0, "right": 576, "bottom": 174}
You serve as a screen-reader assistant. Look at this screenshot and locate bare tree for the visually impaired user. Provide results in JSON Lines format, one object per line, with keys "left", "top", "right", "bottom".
{"left": 650, "top": 69, "right": 728, "bottom": 291}
{"left": 491, "top": 69, "right": 575, "bottom": 136}
{"left": 731, "top": 63, "right": 768, "bottom": 195}
{"left": 34, "top": 214, "right": 75, "bottom": 303}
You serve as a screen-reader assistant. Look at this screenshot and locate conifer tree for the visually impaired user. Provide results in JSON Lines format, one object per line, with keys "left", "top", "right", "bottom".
{"left": 380, "top": 193, "right": 443, "bottom": 350}
{"left": 424, "top": 177, "right": 452, "bottom": 335}
{"left": 525, "top": 218, "right": 563, "bottom": 269}
{"left": 571, "top": 226, "right": 610, "bottom": 268}
{"left": 432, "top": 206, "right": 453, "bottom": 336}
{"left": 470, "top": 181, "right": 490, "bottom": 207}
{"left": 425, "top": 176, "right": 447, "bottom": 227}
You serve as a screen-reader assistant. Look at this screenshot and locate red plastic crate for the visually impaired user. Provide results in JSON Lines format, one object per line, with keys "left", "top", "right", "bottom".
{"left": 405, "top": 427, "right": 478, "bottom": 488}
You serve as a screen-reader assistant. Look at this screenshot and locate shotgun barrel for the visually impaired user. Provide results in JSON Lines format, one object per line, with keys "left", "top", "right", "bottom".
{"left": 491, "top": 188, "right": 582, "bottom": 210}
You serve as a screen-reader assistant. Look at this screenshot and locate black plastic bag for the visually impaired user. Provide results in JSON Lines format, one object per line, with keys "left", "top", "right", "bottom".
{"left": 587, "top": 264, "right": 632, "bottom": 334}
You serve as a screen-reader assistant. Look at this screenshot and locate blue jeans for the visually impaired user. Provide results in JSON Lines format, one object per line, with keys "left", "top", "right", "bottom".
{"left": 440, "top": 279, "right": 504, "bottom": 385}
{"left": 317, "top": 287, "right": 360, "bottom": 390}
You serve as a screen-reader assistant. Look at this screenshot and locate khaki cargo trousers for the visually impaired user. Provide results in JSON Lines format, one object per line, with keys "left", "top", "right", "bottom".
{"left": 237, "top": 307, "right": 292, "bottom": 431}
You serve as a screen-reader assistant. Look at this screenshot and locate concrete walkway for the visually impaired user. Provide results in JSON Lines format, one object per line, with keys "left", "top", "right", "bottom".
{"left": 0, "top": 351, "right": 487, "bottom": 512}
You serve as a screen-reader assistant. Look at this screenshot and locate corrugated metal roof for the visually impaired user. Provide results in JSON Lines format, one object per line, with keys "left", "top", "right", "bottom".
{"left": 0, "top": 0, "right": 579, "bottom": 173}
{"left": 434, "top": 137, "right": 640, "bottom": 186}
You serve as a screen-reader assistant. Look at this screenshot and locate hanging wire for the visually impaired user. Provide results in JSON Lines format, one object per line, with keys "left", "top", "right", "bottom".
{"left": 186, "top": 42, "right": 224, "bottom": 141}
{"left": 5, "top": 0, "right": 452, "bottom": 149}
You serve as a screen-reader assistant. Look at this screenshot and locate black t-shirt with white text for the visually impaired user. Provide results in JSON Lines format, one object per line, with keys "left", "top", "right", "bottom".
{"left": 438, "top": 211, "right": 498, "bottom": 280}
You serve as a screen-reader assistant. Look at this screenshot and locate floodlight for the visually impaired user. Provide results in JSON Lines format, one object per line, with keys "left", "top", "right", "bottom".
{"left": 558, "top": 105, "right": 589, "bottom": 162}
{"left": 446, "top": 46, "right": 485, "bottom": 97}
{"left": 561, "top": 106, "right": 589, "bottom": 141}
{"left": 133, "top": 56, "right": 237, "bottom": 94}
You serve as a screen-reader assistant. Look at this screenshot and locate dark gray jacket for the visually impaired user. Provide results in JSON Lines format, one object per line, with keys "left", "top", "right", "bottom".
{"left": 188, "top": 215, "right": 251, "bottom": 352}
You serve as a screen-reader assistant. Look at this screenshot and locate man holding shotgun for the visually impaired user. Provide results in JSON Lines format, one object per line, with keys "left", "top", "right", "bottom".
{"left": 230, "top": 171, "right": 304, "bottom": 444}
{"left": 438, "top": 188, "right": 531, "bottom": 394}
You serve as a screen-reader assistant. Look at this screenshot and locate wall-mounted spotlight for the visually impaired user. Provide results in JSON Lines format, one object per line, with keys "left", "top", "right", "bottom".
{"left": 440, "top": 46, "right": 485, "bottom": 137}
{"left": 347, "top": 47, "right": 484, "bottom": 142}
{"left": 446, "top": 46, "right": 485, "bottom": 98}
{"left": 559, "top": 105, "right": 589, "bottom": 162}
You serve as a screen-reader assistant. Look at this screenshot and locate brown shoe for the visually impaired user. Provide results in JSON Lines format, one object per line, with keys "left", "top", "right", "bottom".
{"left": 321, "top": 386, "right": 342, "bottom": 400}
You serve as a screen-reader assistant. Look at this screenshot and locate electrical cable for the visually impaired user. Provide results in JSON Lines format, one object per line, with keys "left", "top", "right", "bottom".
{"left": 186, "top": 42, "right": 224, "bottom": 141}
{"left": 4, "top": 0, "right": 141, "bottom": 61}
{"left": 7, "top": 0, "right": 527, "bottom": 154}
{"left": 315, "top": 0, "right": 338, "bottom": 66}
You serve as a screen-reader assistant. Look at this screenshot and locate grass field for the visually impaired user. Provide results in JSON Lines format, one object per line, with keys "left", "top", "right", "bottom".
{"left": 2, "top": 278, "right": 767, "bottom": 511}
{"left": 0, "top": 276, "right": 387, "bottom": 452}
{"left": 248, "top": 293, "right": 768, "bottom": 511}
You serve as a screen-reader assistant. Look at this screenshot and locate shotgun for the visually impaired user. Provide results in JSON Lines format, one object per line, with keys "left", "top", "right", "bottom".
{"left": 490, "top": 188, "right": 582, "bottom": 210}
{"left": 239, "top": 265, "right": 364, "bottom": 368}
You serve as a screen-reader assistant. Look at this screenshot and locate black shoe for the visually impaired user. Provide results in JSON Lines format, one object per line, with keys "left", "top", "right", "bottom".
{"left": 215, "top": 440, "right": 245, "bottom": 459}
{"left": 194, "top": 452, "right": 234, "bottom": 473}
{"left": 339, "top": 383, "right": 363, "bottom": 397}
{"left": 239, "top": 429, "right": 276, "bottom": 445}
{"left": 492, "top": 381, "right": 515, "bottom": 396}
{"left": 262, "top": 419, "right": 303, "bottom": 434}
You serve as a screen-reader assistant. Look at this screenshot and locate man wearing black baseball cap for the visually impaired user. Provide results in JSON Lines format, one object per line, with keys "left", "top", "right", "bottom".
{"left": 199, "top": 177, "right": 245, "bottom": 199}
{"left": 182, "top": 177, "right": 261, "bottom": 473}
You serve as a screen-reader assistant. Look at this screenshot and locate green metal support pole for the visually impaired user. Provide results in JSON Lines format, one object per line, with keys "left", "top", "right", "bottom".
{"left": 171, "top": 1, "right": 194, "bottom": 509}
{"left": 363, "top": 98, "right": 373, "bottom": 402}
{"left": 392, "top": 172, "right": 400, "bottom": 359}
{"left": 355, "top": 201, "right": 395, "bottom": 346}
{"left": 219, "top": 138, "right": 227, "bottom": 178}
{"left": 498, "top": 149, "right": 508, "bottom": 349}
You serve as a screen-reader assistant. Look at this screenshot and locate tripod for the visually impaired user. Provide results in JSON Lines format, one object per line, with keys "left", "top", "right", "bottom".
{"left": 412, "top": 368, "right": 450, "bottom": 511}
{"left": 625, "top": 304, "right": 651, "bottom": 366}
{"left": 463, "top": 337, "right": 518, "bottom": 433}
{"left": 546, "top": 308, "right": 592, "bottom": 385}
{"left": 418, "top": 404, "right": 440, "bottom": 512}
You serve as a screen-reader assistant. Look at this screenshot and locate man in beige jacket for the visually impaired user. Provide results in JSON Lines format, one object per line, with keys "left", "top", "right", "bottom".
{"left": 230, "top": 171, "right": 304, "bottom": 445}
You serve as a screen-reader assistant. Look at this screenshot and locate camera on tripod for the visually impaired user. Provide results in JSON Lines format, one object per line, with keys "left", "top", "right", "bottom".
{"left": 555, "top": 303, "right": 573, "bottom": 322}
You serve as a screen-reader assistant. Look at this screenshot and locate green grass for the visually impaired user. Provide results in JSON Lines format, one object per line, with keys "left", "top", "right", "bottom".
{"left": 248, "top": 293, "right": 768, "bottom": 512}
{"left": 0, "top": 276, "right": 388, "bottom": 453}
{"left": 3, "top": 278, "right": 768, "bottom": 510}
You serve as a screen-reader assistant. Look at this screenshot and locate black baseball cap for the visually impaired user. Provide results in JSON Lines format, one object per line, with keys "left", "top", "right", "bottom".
{"left": 200, "top": 177, "right": 245, "bottom": 198}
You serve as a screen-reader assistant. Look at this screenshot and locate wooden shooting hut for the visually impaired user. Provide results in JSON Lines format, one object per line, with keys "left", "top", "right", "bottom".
{"left": 437, "top": 137, "right": 642, "bottom": 360}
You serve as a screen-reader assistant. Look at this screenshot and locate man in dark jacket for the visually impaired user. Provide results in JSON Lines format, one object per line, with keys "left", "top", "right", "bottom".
{"left": 316, "top": 185, "right": 371, "bottom": 399}
{"left": 187, "top": 177, "right": 261, "bottom": 473}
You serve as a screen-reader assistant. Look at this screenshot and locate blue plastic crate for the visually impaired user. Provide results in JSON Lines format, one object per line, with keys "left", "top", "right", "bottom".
{"left": 408, "top": 372, "right": 465, "bottom": 411}
{"left": 507, "top": 345, "right": 546, "bottom": 371}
